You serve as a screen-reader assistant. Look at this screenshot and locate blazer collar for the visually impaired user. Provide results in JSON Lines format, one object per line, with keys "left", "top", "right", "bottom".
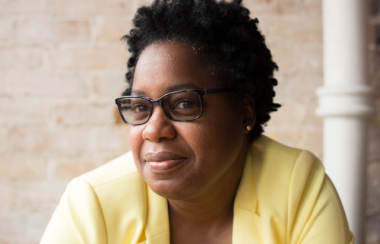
{"left": 233, "top": 149, "right": 263, "bottom": 243}
{"left": 142, "top": 184, "right": 170, "bottom": 244}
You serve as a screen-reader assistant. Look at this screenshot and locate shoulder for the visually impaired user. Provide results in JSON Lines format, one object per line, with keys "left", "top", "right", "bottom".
{"left": 249, "top": 136, "right": 353, "bottom": 243}
{"left": 80, "top": 151, "right": 141, "bottom": 187}
{"left": 249, "top": 135, "right": 326, "bottom": 221}
{"left": 63, "top": 151, "right": 147, "bottom": 218}
{"left": 250, "top": 135, "right": 324, "bottom": 183}
{"left": 49, "top": 152, "right": 147, "bottom": 244}
{"left": 65, "top": 151, "right": 145, "bottom": 199}
{"left": 76, "top": 151, "right": 146, "bottom": 214}
{"left": 251, "top": 134, "right": 313, "bottom": 161}
{"left": 64, "top": 151, "right": 146, "bottom": 209}
{"left": 41, "top": 153, "right": 147, "bottom": 244}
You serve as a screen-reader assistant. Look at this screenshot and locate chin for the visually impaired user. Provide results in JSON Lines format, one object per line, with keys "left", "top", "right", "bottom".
{"left": 147, "top": 178, "right": 198, "bottom": 200}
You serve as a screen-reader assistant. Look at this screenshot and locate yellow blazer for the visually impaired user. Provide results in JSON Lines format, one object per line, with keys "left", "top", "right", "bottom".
{"left": 41, "top": 136, "right": 354, "bottom": 244}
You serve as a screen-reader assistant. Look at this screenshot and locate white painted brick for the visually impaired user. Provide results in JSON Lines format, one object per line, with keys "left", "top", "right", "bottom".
{"left": 0, "top": 130, "right": 7, "bottom": 154}
{"left": 10, "top": 128, "right": 92, "bottom": 155}
{"left": 96, "top": 17, "right": 133, "bottom": 42}
{"left": 0, "top": 0, "right": 51, "bottom": 15}
{"left": 98, "top": 0, "right": 139, "bottom": 15}
{"left": 91, "top": 73, "right": 128, "bottom": 98}
{"left": 372, "top": 100, "right": 380, "bottom": 127}
{"left": 274, "top": 72, "right": 322, "bottom": 103}
{"left": 11, "top": 181, "right": 68, "bottom": 213}
{"left": 295, "top": 127, "right": 323, "bottom": 159}
{"left": 54, "top": 0, "right": 138, "bottom": 16}
{"left": 8, "top": 72, "right": 88, "bottom": 98}
{"left": 264, "top": 16, "right": 322, "bottom": 45}
{"left": 54, "top": 0, "right": 99, "bottom": 15}
{"left": 0, "top": 71, "right": 6, "bottom": 94}
{"left": 297, "top": 46, "right": 323, "bottom": 75}
{"left": 369, "top": 128, "right": 380, "bottom": 161}
{"left": 48, "top": 47, "right": 128, "bottom": 71}
{"left": 0, "top": 97, "right": 47, "bottom": 126}
{"left": 52, "top": 158, "right": 103, "bottom": 180}
{"left": 53, "top": 102, "right": 115, "bottom": 126}
{"left": 243, "top": 0, "right": 301, "bottom": 15}
{"left": 302, "top": 99, "right": 323, "bottom": 127}
{"left": 0, "top": 182, "right": 15, "bottom": 212}
{"left": 0, "top": 181, "right": 67, "bottom": 220}
{"left": 96, "top": 126, "right": 130, "bottom": 152}
{"left": 0, "top": 157, "right": 47, "bottom": 180}
{"left": 263, "top": 127, "right": 300, "bottom": 148}
{"left": 302, "top": 0, "right": 322, "bottom": 16}
{"left": 368, "top": 163, "right": 380, "bottom": 216}
{"left": 284, "top": 73, "right": 322, "bottom": 102}
{"left": 367, "top": 214, "right": 380, "bottom": 244}
{"left": 268, "top": 97, "right": 309, "bottom": 127}
{"left": 138, "top": 0, "right": 153, "bottom": 5}
{"left": 0, "top": 19, "right": 13, "bottom": 41}
{"left": 269, "top": 45, "right": 298, "bottom": 74}
{"left": 0, "top": 47, "right": 44, "bottom": 70}
{"left": 15, "top": 19, "right": 91, "bottom": 43}
{"left": 0, "top": 212, "right": 52, "bottom": 244}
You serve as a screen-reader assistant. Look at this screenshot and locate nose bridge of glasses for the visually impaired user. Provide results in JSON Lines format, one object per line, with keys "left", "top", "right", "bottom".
{"left": 151, "top": 98, "right": 164, "bottom": 111}
{"left": 149, "top": 96, "right": 171, "bottom": 119}
{"left": 152, "top": 99, "right": 161, "bottom": 106}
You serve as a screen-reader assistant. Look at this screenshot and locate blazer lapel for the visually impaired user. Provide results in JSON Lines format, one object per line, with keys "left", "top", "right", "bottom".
{"left": 233, "top": 150, "right": 264, "bottom": 244}
{"left": 143, "top": 184, "right": 170, "bottom": 244}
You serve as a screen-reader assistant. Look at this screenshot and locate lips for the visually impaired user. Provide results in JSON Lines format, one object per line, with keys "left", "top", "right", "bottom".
{"left": 144, "top": 152, "right": 187, "bottom": 172}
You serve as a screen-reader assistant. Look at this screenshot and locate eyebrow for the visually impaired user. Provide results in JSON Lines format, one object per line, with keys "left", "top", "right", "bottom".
{"left": 130, "top": 82, "right": 201, "bottom": 96}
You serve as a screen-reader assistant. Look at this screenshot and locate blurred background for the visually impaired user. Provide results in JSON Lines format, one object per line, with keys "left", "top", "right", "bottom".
{"left": 0, "top": 0, "right": 379, "bottom": 243}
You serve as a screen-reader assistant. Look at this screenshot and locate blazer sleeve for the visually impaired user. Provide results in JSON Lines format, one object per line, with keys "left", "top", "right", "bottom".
{"left": 287, "top": 151, "right": 354, "bottom": 244}
{"left": 40, "top": 177, "right": 107, "bottom": 244}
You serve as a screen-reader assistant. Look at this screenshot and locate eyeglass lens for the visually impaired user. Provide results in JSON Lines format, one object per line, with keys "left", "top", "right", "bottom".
{"left": 119, "top": 91, "right": 202, "bottom": 124}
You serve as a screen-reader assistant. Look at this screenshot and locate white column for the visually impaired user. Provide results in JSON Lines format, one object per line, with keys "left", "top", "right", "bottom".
{"left": 316, "top": 1, "right": 376, "bottom": 243}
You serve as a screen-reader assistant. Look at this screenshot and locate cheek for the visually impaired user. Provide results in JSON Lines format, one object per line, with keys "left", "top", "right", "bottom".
{"left": 203, "top": 107, "right": 242, "bottom": 140}
{"left": 185, "top": 112, "right": 243, "bottom": 164}
{"left": 129, "top": 127, "right": 144, "bottom": 168}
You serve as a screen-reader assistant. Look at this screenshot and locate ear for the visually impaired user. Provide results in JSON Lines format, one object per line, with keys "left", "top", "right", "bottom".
{"left": 240, "top": 98, "right": 256, "bottom": 133}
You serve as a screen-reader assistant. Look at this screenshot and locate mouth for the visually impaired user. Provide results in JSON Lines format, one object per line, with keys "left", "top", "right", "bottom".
{"left": 144, "top": 152, "right": 187, "bottom": 172}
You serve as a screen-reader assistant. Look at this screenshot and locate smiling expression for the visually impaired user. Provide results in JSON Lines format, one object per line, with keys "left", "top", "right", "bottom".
{"left": 129, "top": 41, "right": 251, "bottom": 201}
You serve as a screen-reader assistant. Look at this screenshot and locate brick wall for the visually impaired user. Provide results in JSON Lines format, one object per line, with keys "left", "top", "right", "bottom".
{"left": 0, "top": 0, "right": 379, "bottom": 243}
{"left": 367, "top": 1, "right": 380, "bottom": 243}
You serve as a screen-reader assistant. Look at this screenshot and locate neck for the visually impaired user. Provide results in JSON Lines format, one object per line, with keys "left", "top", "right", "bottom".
{"left": 168, "top": 188, "right": 235, "bottom": 228}
{"left": 167, "top": 143, "right": 248, "bottom": 229}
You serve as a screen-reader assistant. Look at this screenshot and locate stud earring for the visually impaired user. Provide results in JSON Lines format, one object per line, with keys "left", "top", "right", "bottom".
{"left": 246, "top": 125, "right": 252, "bottom": 131}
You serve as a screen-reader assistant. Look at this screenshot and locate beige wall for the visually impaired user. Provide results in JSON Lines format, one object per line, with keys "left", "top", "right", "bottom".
{"left": 0, "top": 0, "right": 379, "bottom": 243}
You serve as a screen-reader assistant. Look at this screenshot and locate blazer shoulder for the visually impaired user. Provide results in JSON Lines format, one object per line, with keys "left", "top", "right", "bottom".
{"left": 250, "top": 135, "right": 324, "bottom": 192}
{"left": 251, "top": 135, "right": 304, "bottom": 160}
{"left": 81, "top": 151, "right": 140, "bottom": 188}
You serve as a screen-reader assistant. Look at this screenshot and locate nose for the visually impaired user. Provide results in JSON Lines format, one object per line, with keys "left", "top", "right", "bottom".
{"left": 142, "top": 104, "right": 176, "bottom": 142}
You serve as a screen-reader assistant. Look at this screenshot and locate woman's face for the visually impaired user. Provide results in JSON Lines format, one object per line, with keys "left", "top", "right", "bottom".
{"left": 129, "top": 42, "right": 251, "bottom": 201}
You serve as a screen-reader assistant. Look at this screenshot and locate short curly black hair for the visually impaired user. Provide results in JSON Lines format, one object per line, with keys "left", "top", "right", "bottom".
{"left": 121, "top": 0, "right": 280, "bottom": 143}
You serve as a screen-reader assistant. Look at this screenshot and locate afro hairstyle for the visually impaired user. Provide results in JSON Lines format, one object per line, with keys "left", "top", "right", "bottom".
{"left": 121, "top": 0, "right": 281, "bottom": 143}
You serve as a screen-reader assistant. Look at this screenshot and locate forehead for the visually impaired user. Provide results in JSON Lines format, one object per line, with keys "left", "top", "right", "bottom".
{"left": 132, "top": 42, "right": 221, "bottom": 97}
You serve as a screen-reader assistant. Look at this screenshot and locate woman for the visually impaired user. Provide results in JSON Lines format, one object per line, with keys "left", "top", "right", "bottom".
{"left": 41, "top": 0, "right": 354, "bottom": 243}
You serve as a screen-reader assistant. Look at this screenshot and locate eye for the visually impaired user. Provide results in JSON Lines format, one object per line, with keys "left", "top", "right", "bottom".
{"left": 172, "top": 99, "right": 201, "bottom": 110}
{"left": 175, "top": 100, "right": 195, "bottom": 109}
{"left": 132, "top": 104, "right": 150, "bottom": 113}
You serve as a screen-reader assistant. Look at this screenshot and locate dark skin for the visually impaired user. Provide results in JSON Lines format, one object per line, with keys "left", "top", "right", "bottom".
{"left": 129, "top": 41, "right": 255, "bottom": 244}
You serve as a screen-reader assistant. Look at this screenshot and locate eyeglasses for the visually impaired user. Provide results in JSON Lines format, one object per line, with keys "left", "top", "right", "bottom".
{"left": 115, "top": 88, "right": 234, "bottom": 125}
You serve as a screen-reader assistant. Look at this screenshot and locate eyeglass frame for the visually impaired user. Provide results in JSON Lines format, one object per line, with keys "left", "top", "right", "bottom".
{"left": 115, "top": 88, "right": 234, "bottom": 125}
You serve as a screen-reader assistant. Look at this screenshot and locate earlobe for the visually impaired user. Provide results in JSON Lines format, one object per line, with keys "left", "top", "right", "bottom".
{"left": 241, "top": 98, "right": 256, "bottom": 133}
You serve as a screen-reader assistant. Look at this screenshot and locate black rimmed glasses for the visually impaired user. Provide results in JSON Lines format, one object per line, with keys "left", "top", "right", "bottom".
{"left": 115, "top": 88, "right": 234, "bottom": 125}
